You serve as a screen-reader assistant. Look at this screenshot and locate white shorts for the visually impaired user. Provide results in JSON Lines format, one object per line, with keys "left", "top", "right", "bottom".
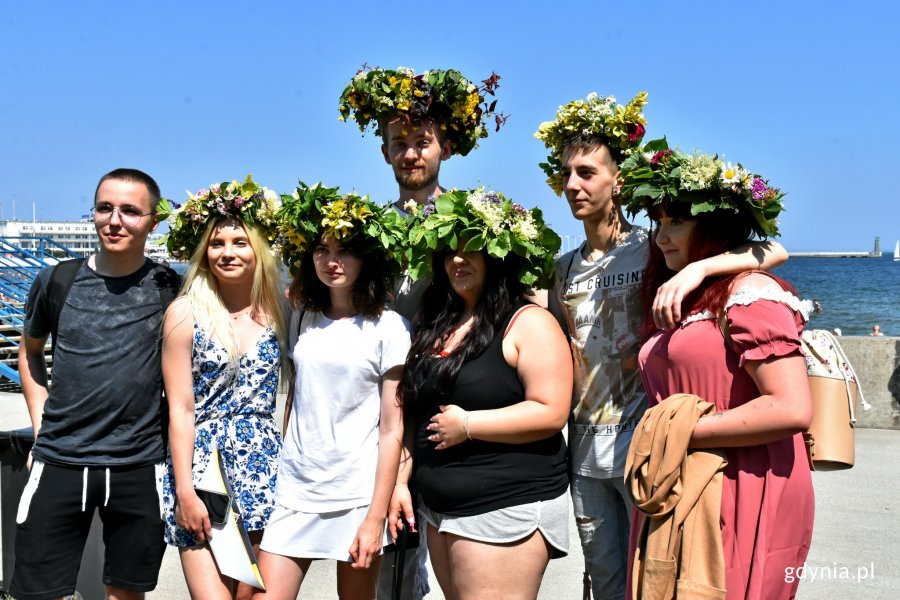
{"left": 260, "top": 502, "right": 391, "bottom": 562}
{"left": 419, "top": 491, "right": 569, "bottom": 558}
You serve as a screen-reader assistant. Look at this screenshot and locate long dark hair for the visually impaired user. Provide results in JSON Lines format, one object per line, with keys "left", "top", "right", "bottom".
{"left": 640, "top": 201, "right": 789, "bottom": 339}
{"left": 288, "top": 233, "right": 397, "bottom": 319}
{"left": 400, "top": 251, "right": 527, "bottom": 403}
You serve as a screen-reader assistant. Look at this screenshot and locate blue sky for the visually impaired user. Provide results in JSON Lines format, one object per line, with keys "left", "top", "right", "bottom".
{"left": 2, "top": 1, "right": 897, "bottom": 252}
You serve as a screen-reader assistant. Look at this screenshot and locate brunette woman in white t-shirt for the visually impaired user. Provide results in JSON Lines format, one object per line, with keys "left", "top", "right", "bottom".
{"left": 254, "top": 216, "right": 410, "bottom": 600}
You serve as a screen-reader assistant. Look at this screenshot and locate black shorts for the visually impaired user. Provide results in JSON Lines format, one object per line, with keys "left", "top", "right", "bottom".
{"left": 9, "top": 462, "right": 166, "bottom": 600}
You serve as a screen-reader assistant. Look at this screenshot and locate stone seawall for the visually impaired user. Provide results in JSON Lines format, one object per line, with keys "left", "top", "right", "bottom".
{"left": 839, "top": 336, "right": 900, "bottom": 429}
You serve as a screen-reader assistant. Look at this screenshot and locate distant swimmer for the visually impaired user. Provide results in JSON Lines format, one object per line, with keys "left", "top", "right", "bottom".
{"left": 871, "top": 324, "right": 885, "bottom": 336}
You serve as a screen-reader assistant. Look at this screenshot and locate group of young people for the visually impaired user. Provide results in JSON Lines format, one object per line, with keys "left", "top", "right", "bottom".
{"left": 11, "top": 65, "right": 815, "bottom": 600}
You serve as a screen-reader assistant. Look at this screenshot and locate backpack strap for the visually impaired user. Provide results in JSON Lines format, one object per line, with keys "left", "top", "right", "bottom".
{"left": 47, "top": 258, "right": 86, "bottom": 357}
{"left": 148, "top": 262, "right": 180, "bottom": 310}
{"left": 289, "top": 309, "right": 307, "bottom": 352}
{"left": 297, "top": 309, "right": 306, "bottom": 339}
{"left": 716, "top": 311, "right": 733, "bottom": 351}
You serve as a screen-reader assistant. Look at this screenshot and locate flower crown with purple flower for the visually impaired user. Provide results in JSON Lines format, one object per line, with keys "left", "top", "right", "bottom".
{"left": 160, "top": 175, "right": 281, "bottom": 260}
{"left": 619, "top": 137, "right": 785, "bottom": 238}
{"left": 534, "top": 91, "right": 648, "bottom": 195}
{"left": 403, "top": 187, "right": 561, "bottom": 288}
{"left": 339, "top": 66, "right": 507, "bottom": 157}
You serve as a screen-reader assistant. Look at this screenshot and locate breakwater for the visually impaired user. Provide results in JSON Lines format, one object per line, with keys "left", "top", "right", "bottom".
{"left": 840, "top": 336, "right": 900, "bottom": 429}
{"left": 789, "top": 252, "right": 880, "bottom": 258}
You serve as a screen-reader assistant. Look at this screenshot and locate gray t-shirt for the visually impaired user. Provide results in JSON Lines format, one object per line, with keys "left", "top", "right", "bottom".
{"left": 25, "top": 259, "right": 179, "bottom": 467}
{"left": 549, "top": 227, "right": 649, "bottom": 478}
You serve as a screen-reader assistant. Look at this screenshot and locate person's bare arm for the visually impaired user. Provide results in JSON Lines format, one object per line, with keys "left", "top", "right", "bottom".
{"left": 18, "top": 333, "right": 50, "bottom": 441}
{"left": 690, "top": 353, "right": 811, "bottom": 447}
{"left": 427, "top": 307, "right": 572, "bottom": 447}
{"left": 162, "top": 300, "right": 211, "bottom": 543}
{"left": 388, "top": 420, "right": 416, "bottom": 541}
{"left": 652, "top": 240, "right": 788, "bottom": 328}
{"left": 350, "top": 365, "right": 404, "bottom": 568}
{"left": 690, "top": 272, "right": 811, "bottom": 447}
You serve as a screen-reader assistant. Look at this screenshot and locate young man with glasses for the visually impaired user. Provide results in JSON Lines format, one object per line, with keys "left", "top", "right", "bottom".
{"left": 11, "top": 168, "right": 180, "bottom": 600}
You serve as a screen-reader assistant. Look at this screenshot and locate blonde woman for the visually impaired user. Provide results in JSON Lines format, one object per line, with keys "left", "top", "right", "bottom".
{"left": 160, "top": 178, "right": 286, "bottom": 600}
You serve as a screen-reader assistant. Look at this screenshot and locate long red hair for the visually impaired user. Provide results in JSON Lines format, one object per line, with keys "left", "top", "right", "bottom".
{"left": 640, "top": 202, "right": 793, "bottom": 340}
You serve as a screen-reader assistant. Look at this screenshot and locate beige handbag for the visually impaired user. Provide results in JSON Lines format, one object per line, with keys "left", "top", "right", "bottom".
{"left": 800, "top": 330, "right": 870, "bottom": 470}
{"left": 717, "top": 319, "right": 870, "bottom": 471}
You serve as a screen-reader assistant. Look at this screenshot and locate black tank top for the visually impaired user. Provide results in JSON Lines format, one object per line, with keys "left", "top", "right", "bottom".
{"left": 410, "top": 303, "right": 568, "bottom": 516}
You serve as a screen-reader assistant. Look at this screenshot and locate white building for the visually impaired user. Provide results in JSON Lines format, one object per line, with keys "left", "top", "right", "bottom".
{"left": 0, "top": 219, "right": 171, "bottom": 260}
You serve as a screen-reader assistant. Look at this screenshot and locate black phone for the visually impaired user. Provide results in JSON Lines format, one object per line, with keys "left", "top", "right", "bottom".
{"left": 196, "top": 489, "right": 231, "bottom": 526}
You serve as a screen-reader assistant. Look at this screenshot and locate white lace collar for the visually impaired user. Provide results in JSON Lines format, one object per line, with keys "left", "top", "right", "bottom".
{"left": 679, "top": 284, "right": 813, "bottom": 327}
{"left": 681, "top": 310, "right": 715, "bottom": 326}
{"left": 725, "top": 284, "right": 813, "bottom": 322}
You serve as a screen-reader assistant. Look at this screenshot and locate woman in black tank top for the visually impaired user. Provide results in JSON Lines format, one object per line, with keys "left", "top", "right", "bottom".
{"left": 396, "top": 189, "right": 572, "bottom": 600}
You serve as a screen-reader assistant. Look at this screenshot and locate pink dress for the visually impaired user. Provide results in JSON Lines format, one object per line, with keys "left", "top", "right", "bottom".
{"left": 636, "top": 280, "right": 814, "bottom": 599}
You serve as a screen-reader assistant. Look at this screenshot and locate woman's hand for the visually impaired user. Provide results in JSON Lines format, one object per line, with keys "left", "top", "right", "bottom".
{"left": 427, "top": 405, "right": 468, "bottom": 449}
{"left": 175, "top": 491, "right": 212, "bottom": 544}
{"left": 349, "top": 515, "right": 385, "bottom": 569}
{"left": 388, "top": 483, "right": 416, "bottom": 541}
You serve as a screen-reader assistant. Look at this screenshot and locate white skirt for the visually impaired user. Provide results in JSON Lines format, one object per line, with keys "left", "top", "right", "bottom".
{"left": 259, "top": 502, "right": 392, "bottom": 562}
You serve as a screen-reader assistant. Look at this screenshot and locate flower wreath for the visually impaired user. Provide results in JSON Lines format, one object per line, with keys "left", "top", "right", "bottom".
{"left": 534, "top": 91, "right": 649, "bottom": 195}
{"left": 160, "top": 175, "right": 281, "bottom": 260}
{"left": 338, "top": 66, "right": 507, "bottom": 157}
{"left": 619, "top": 137, "right": 785, "bottom": 238}
{"left": 403, "top": 188, "right": 561, "bottom": 288}
{"left": 277, "top": 182, "right": 407, "bottom": 276}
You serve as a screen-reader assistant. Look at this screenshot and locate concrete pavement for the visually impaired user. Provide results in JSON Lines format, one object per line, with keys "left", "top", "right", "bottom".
{"left": 2, "top": 391, "right": 898, "bottom": 598}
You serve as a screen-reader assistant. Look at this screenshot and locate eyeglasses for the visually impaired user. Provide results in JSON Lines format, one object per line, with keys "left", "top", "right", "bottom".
{"left": 91, "top": 204, "right": 155, "bottom": 227}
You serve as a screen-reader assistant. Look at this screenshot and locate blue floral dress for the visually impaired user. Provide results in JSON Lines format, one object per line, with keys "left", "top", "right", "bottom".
{"left": 163, "top": 323, "right": 282, "bottom": 547}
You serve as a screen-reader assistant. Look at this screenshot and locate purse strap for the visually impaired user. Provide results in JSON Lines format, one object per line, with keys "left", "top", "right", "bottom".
{"left": 391, "top": 517, "right": 410, "bottom": 600}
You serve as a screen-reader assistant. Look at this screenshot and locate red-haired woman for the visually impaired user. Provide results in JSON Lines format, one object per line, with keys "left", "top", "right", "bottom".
{"left": 625, "top": 144, "right": 814, "bottom": 599}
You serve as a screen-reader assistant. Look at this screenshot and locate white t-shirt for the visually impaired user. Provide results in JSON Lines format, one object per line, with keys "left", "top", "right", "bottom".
{"left": 549, "top": 227, "right": 649, "bottom": 478}
{"left": 276, "top": 309, "right": 411, "bottom": 512}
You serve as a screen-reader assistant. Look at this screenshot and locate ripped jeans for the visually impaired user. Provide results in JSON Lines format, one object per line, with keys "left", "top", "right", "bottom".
{"left": 572, "top": 473, "right": 632, "bottom": 600}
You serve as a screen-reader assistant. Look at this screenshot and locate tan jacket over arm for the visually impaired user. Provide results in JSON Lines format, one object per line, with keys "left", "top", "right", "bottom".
{"left": 624, "top": 393, "right": 728, "bottom": 600}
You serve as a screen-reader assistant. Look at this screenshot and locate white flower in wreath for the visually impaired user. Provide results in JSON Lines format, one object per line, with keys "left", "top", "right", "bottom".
{"left": 467, "top": 191, "right": 506, "bottom": 235}
{"left": 719, "top": 161, "right": 748, "bottom": 190}
{"left": 681, "top": 152, "right": 719, "bottom": 189}
{"left": 510, "top": 215, "right": 539, "bottom": 241}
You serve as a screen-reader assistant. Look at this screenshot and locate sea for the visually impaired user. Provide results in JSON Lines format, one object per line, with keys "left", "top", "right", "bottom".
{"left": 772, "top": 255, "right": 900, "bottom": 336}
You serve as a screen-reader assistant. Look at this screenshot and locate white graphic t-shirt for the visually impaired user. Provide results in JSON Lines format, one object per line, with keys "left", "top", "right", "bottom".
{"left": 550, "top": 227, "right": 649, "bottom": 478}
